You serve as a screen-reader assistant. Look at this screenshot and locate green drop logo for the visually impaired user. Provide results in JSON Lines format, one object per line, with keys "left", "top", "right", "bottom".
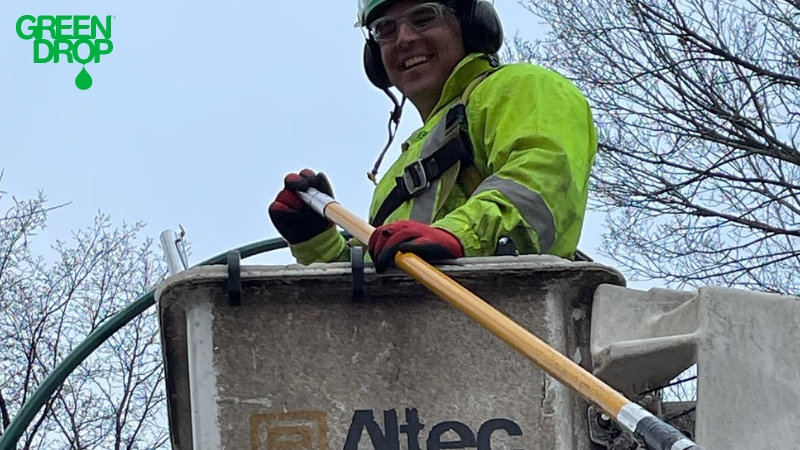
{"left": 75, "top": 66, "right": 93, "bottom": 90}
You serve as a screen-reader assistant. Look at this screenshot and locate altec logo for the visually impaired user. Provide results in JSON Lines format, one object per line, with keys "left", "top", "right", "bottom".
{"left": 16, "top": 15, "right": 114, "bottom": 90}
{"left": 344, "top": 409, "right": 523, "bottom": 450}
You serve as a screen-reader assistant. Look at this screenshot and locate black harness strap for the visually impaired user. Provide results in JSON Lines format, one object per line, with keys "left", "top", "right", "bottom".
{"left": 370, "top": 103, "right": 474, "bottom": 227}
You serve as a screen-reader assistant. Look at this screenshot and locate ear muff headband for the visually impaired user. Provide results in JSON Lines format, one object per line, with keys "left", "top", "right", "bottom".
{"left": 362, "top": 0, "right": 503, "bottom": 89}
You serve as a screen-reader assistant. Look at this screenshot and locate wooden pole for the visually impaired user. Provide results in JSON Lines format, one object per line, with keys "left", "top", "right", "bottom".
{"left": 298, "top": 188, "right": 703, "bottom": 450}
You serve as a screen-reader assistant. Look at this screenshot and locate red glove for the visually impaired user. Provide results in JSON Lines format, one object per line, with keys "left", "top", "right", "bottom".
{"left": 268, "top": 169, "right": 334, "bottom": 244}
{"left": 368, "top": 220, "right": 464, "bottom": 273}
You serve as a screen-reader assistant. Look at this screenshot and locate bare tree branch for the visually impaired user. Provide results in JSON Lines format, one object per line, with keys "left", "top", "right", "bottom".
{"left": 511, "top": 0, "right": 800, "bottom": 294}
{"left": 0, "top": 179, "right": 169, "bottom": 449}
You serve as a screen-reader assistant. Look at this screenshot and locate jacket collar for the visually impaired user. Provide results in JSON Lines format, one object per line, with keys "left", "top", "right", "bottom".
{"left": 427, "top": 52, "right": 495, "bottom": 121}
{"left": 400, "top": 53, "right": 495, "bottom": 151}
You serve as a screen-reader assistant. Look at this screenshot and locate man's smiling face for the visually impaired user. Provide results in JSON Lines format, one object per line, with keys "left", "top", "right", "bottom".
{"left": 374, "top": 1, "right": 466, "bottom": 116}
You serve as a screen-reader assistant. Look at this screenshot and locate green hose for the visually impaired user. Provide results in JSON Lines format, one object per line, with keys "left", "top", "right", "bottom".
{"left": 0, "top": 235, "right": 303, "bottom": 449}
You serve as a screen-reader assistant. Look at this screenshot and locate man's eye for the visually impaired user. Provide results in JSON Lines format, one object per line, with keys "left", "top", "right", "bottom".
{"left": 409, "top": 9, "right": 437, "bottom": 27}
{"left": 375, "top": 20, "right": 397, "bottom": 36}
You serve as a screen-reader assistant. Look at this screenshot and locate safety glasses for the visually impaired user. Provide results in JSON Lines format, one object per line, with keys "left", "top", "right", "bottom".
{"left": 369, "top": 2, "right": 452, "bottom": 43}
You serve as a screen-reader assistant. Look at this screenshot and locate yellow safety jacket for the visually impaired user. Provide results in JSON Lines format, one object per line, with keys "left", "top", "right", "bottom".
{"left": 290, "top": 53, "right": 597, "bottom": 265}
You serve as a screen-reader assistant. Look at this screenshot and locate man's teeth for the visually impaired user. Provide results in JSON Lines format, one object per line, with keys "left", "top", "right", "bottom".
{"left": 404, "top": 56, "right": 429, "bottom": 68}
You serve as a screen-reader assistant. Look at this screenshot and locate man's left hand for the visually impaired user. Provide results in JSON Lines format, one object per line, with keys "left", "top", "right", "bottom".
{"left": 368, "top": 220, "right": 464, "bottom": 273}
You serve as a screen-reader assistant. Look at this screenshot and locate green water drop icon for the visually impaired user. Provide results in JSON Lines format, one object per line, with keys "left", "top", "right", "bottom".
{"left": 75, "top": 66, "right": 93, "bottom": 90}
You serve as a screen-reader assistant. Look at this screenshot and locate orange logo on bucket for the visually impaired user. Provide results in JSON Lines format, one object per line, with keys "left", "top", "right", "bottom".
{"left": 250, "top": 411, "right": 329, "bottom": 450}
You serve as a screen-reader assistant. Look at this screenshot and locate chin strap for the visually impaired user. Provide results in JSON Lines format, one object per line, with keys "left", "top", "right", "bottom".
{"left": 367, "top": 88, "right": 406, "bottom": 185}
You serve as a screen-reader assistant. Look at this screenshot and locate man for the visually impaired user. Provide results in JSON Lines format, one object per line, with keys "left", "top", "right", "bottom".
{"left": 269, "top": 0, "right": 597, "bottom": 273}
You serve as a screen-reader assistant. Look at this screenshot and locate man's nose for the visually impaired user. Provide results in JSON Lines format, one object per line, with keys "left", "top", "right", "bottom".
{"left": 395, "top": 21, "right": 421, "bottom": 47}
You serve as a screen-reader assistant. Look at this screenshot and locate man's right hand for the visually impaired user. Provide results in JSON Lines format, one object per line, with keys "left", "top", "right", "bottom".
{"left": 268, "top": 169, "right": 335, "bottom": 244}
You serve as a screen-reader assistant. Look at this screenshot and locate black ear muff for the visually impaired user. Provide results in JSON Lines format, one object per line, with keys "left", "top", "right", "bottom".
{"left": 363, "top": 38, "right": 392, "bottom": 90}
{"left": 460, "top": 0, "right": 503, "bottom": 56}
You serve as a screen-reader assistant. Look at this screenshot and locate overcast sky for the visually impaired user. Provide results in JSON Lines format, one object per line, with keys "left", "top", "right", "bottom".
{"left": 1, "top": 0, "right": 661, "bottom": 290}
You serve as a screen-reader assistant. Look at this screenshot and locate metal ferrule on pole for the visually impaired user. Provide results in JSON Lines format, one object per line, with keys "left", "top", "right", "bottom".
{"left": 297, "top": 189, "right": 336, "bottom": 218}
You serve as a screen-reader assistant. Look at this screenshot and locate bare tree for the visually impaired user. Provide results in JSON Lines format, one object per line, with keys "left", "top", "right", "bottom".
{"left": 508, "top": 0, "right": 800, "bottom": 294}
{"left": 0, "top": 173, "right": 169, "bottom": 449}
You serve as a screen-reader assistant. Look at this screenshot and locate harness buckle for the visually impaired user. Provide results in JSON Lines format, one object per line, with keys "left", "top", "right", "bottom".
{"left": 402, "top": 160, "right": 429, "bottom": 197}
